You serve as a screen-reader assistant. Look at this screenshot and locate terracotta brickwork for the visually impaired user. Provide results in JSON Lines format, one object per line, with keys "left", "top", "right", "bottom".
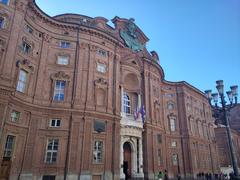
{"left": 215, "top": 127, "right": 240, "bottom": 168}
{"left": 0, "top": 0, "right": 219, "bottom": 179}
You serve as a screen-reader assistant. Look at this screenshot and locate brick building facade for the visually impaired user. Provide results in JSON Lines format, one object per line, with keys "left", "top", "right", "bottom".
{"left": 0, "top": 0, "right": 219, "bottom": 179}
{"left": 215, "top": 104, "right": 240, "bottom": 174}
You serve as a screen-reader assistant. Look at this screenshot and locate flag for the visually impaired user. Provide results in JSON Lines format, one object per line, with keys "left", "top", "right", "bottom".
{"left": 140, "top": 105, "right": 146, "bottom": 123}
{"left": 134, "top": 107, "right": 138, "bottom": 120}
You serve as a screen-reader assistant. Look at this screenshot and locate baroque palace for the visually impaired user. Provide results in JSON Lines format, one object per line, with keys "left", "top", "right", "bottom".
{"left": 0, "top": 0, "right": 220, "bottom": 179}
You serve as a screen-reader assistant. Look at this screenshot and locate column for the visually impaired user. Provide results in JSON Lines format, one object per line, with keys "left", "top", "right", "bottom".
{"left": 120, "top": 138, "right": 125, "bottom": 179}
{"left": 139, "top": 137, "right": 144, "bottom": 175}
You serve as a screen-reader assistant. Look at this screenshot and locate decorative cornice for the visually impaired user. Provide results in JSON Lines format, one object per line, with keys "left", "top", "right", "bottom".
{"left": 51, "top": 71, "right": 70, "bottom": 81}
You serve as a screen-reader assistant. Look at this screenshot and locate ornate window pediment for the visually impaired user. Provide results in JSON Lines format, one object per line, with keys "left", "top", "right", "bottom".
{"left": 51, "top": 71, "right": 70, "bottom": 81}
{"left": 16, "top": 59, "right": 34, "bottom": 73}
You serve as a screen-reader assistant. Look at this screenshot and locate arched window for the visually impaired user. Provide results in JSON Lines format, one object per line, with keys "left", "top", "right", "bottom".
{"left": 123, "top": 92, "right": 131, "bottom": 114}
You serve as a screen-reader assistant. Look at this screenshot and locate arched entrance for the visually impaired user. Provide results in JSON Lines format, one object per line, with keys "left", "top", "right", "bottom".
{"left": 123, "top": 142, "right": 132, "bottom": 179}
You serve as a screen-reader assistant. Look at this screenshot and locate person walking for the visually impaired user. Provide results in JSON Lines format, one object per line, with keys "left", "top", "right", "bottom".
{"left": 164, "top": 170, "right": 169, "bottom": 180}
{"left": 158, "top": 171, "right": 163, "bottom": 180}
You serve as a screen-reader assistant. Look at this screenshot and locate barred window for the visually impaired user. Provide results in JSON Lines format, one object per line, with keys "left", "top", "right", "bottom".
{"left": 16, "top": 70, "right": 28, "bottom": 93}
{"left": 93, "top": 141, "right": 103, "bottom": 163}
{"left": 4, "top": 135, "right": 15, "bottom": 158}
{"left": 11, "top": 111, "right": 20, "bottom": 122}
{"left": 53, "top": 80, "right": 65, "bottom": 101}
{"left": 45, "top": 139, "right": 59, "bottom": 163}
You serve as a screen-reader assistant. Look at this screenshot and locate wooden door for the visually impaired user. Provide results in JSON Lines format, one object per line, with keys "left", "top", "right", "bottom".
{"left": 123, "top": 142, "right": 132, "bottom": 179}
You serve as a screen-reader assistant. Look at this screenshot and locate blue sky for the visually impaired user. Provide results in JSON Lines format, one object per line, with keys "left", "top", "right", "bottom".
{"left": 36, "top": 0, "right": 240, "bottom": 96}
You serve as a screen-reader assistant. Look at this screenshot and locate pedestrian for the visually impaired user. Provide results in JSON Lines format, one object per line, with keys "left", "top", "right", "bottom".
{"left": 177, "top": 174, "right": 181, "bottom": 180}
{"left": 158, "top": 171, "right": 163, "bottom": 180}
{"left": 164, "top": 170, "right": 169, "bottom": 180}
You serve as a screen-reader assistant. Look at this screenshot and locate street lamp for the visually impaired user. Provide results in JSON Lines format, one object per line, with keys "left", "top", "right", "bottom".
{"left": 205, "top": 80, "right": 240, "bottom": 180}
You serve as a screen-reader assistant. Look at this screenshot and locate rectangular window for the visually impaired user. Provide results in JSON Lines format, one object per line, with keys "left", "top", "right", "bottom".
{"left": 93, "top": 141, "right": 103, "bottom": 163}
{"left": 171, "top": 141, "right": 177, "bottom": 147}
{"left": 0, "top": 0, "right": 9, "bottom": 5}
{"left": 11, "top": 111, "right": 20, "bottom": 122}
{"left": 172, "top": 154, "right": 178, "bottom": 166}
{"left": 4, "top": 135, "right": 15, "bottom": 158}
{"left": 53, "top": 80, "right": 65, "bottom": 101}
{"left": 17, "top": 70, "right": 27, "bottom": 93}
{"left": 57, "top": 56, "right": 69, "bottom": 65}
{"left": 97, "top": 49, "right": 107, "bottom": 57}
{"left": 25, "top": 25, "right": 33, "bottom": 34}
{"left": 157, "top": 134, "right": 162, "bottom": 143}
{"left": 50, "top": 119, "right": 61, "bottom": 127}
{"left": 94, "top": 121, "right": 106, "bottom": 133}
{"left": 60, "top": 41, "right": 70, "bottom": 48}
{"left": 170, "top": 118, "right": 176, "bottom": 132}
{"left": 157, "top": 149, "right": 163, "bottom": 165}
{"left": 22, "top": 41, "right": 31, "bottom": 54}
{"left": 0, "top": 17, "right": 5, "bottom": 29}
{"left": 123, "top": 92, "right": 131, "bottom": 114}
{"left": 97, "top": 63, "right": 106, "bottom": 73}
{"left": 45, "top": 139, "right": 59, "bottom": 163}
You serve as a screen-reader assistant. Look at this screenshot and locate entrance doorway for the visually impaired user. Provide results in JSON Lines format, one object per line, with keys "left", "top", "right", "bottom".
{"left": 123, "top": 142, "right": 132, "bottom": 180}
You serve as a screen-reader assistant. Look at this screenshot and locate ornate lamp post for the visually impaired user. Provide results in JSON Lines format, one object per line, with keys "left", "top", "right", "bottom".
{"left": 205, "top": 80, "right": 240, "bottom": 179}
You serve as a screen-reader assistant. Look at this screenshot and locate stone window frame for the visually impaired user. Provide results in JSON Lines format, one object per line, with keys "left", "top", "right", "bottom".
{"left": 0, "top": 12, "right": 9, "bottom": 30}
{"left": 93, "top": 120, "right": 106, "bottom": 133}
{"left": 3, "top": 135, "right": 15, "bottom": 158}
{"left": 16, "top": 59, "right": 34, "bottom": 94}
{"left": 50, "top": 71, "right": 70, "bottom": 102}
{"left": 168, "top": 113, "right": 177, "bottom": 132}
{"left": 171, "top": 141, "right": 177, "bottom": 147}
{"left": 172, "top": 154, "right": 178, "bottom": 166}
{"left": 45, "top": 138, "right": 59, "bottom": 164}
{"left": 188, "top": 115, "right": 194, "bottom": 134}
{"left": 92, "top": 140, "right": 104, "bottom": 164}
{"left": 49, "top": 119, "right": 61, "bottom": 128}
{"left": 123, "top": 91, "right": 131, "bottom": 114}
{"left": 96, "top": 48, "right": 107, "bottom": 58}
{"left": 157, "top": 148, "right": 163, "bottom": 166}
{"left": 55, "top": 52, "right": 71, "bottom": 66}
{"left": 0, "top": 16, "right": 5, "bottom": 29}
{"left": 157, "top": 134, "right": 162, "bottom": 144}
{"left": 167, "top": 101, "right": 175, "bottom": 110}
{"left": 59, "top": 41, "right": 71, "bottom": 48}
{"left": 24, "top": 24, "right": 33, "bottom": 34}
{"left": 94, "top": 78, "right": 108, "bottom": 107}
{"left": 96, "top": 61, "right": 107, "bottom": 73}
{"left": 19, "top": 37, "right": 34, "bottom": 56}
{"left": 10, "top": 110, "right": 20, "bottom": 122}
